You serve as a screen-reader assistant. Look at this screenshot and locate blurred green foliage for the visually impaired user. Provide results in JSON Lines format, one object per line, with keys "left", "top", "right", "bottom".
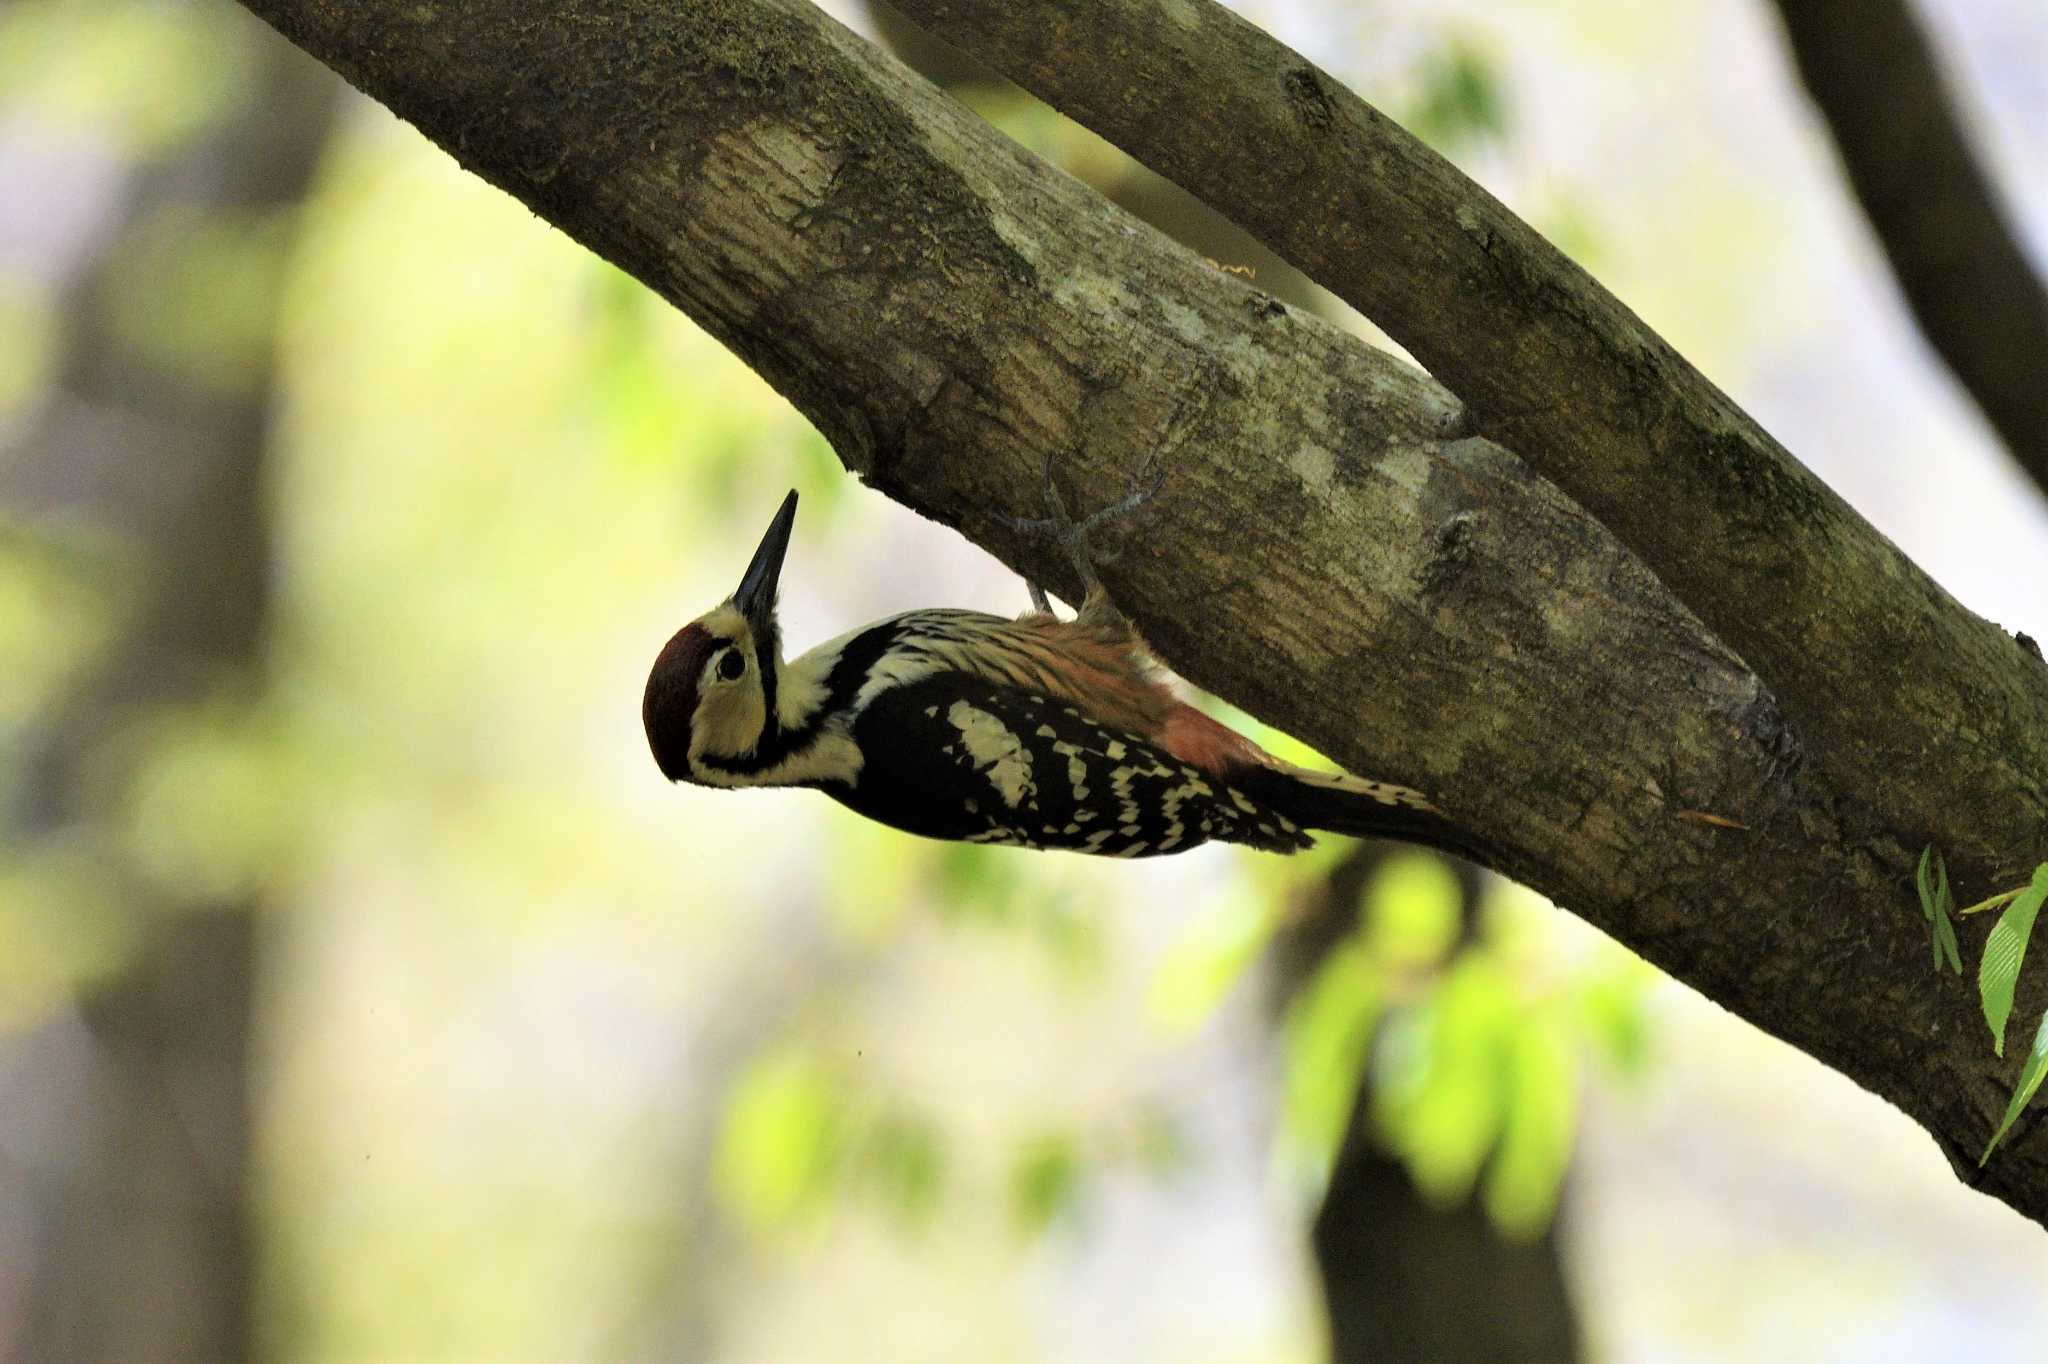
{"left": 1149, "top": 890, "right": 1280, "bottom": 1031}
{"left": 1010, "top": 1130, "right": 1086, "bottom": 1234}
{"left": 1282, "top": 859, "right": 1654, "bottom": 1238}
{"left": 926, "top": 841, "right": 1103, "bottom": 975}
{"left": 0, "top": 524, "right": 116, "bottom": 734}
{"left": 102, "top": 206, "right": 301, "bottom": 393}
{"left": 0, "top": 522, "right": 130, "bottom": 1017}
{"left": 0, "top": 840, "right": 132, "bottom": 1028}
{"left": 716, "top": 1044, "right": 850, "bottom": 1229}
{"left": 0, "top": 284, "right": 57, "bottom": 421}
{"left": 1404, "top": 35, "right": 1510, "bottom": 151}
{"left": 1281, "top": 929, "right": 1383, "bottom": 1171}
{"left": 712, "top": 1037, "right": 1191, "bottom": 1241}
{"left": 0, "top": 0, "right": 254, "bottom": 151}
{"left": 119, "top": 697, "right": 306, "bottom": 903}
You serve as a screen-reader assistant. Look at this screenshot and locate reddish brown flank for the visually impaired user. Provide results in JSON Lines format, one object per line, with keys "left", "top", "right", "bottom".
{"left": 1008, "top": 610, "right": 1272, "bottom": 779}
{"left": 1156, "top": 702, "right": 1273, "bottom": 777}
{"left": 644, "top": 622, "right": 716, "bottom": 781}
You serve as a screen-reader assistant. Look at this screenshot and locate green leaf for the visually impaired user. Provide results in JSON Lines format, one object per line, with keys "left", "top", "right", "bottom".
{"left": 860, "top": 1108, "right": 947, "bottom": 1230}
{"left": 1408, "top": 36, "right": 1509, "bottom": 152}
{"left": 1010, "top": 1132, "right": 1084, "bottom": 1234}
{"left": 1960, "top": 887, "right": 2025, "bottom": 917}
{"left": 1573, "top": 964, "right": 1655, "bottom": 1080}
{"left": 1978, "top": 866, "right": 2048, "bottom": 1055}
{"left": 1280, "top": 937, "right": 1383, "bottom": 1181}
{"left": 1913, "top": 847, "right": 1962, "bottom": 975}
{"left": 1915, "top": 846, "right": 1938, "bottom": 967}
{"left": 1981, "top": 1007, "right": 2048, "bottom": 1165}
{"left": 1376, "top": 956, "right": 1513, "bottom": 1206}
{"left": 1484, "top": 1012, "right": 1580, "bottom": 1238}
{"left": 1364, "top": 853, "right": 1463, "bottom": 969}
{"left": 1933, "top": 853, "right": 1962, "bottom": 975}
{"left": 712, "top": 1047, "right": 843, "bottom": 1230}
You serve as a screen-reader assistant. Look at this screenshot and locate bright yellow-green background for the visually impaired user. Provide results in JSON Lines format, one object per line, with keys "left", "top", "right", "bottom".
{"left": 4, "top": 0, "right": 2046, "bottom": 1359}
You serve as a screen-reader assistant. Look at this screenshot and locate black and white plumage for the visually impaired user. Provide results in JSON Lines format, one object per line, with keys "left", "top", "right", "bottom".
{"left": 643, "top": 490, "right": 1480, "bottom": 860}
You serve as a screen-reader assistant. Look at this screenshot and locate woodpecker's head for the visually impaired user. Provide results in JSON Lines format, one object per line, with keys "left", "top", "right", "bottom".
{"left": 643, "top": 489, "right": 796, "bottom": 783}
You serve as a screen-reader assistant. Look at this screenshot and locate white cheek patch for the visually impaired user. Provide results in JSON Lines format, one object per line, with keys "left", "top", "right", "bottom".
{"left": 695, "top": 666, "right": 774, "bottom": 762}
{"left": 946, "top": 700, "right": 1037, "bottom": 809}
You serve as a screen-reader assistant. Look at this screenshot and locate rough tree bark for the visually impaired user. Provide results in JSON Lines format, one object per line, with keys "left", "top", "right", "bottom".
{"left": 882, "top": 0, "right": 2048, "bottom": 883}
{"left": 1769, "top": 0, "right": 2048, "bottom": 494}
{"left": 0, "top": 19, "right": 337, "bottom": 1362}
{"left": 222, "top": 0, "right": 2048, "bottom": 1224}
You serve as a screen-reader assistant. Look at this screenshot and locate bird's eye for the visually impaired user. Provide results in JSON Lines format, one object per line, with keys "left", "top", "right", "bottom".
{"left": 717, "top": 648, "right": 747, "bottom": 681}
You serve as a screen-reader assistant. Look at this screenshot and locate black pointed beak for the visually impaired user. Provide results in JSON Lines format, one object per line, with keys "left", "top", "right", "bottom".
{"left": 733, "top": 489, "right": 797, "bottom": 644}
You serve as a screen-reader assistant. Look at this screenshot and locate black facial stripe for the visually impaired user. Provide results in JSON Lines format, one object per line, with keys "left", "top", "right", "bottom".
{"left": 822, "top": 620, "right": 906, "bottom": 713}
{"left": 752, "top": 636, "right": 777, "bottom": 745}
{"left": 695, "top": 621, "right": 907, "bottom": 777}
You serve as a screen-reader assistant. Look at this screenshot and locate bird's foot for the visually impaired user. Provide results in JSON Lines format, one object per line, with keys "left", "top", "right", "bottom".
{"left": 1004, "top": 456, "right": 1167, "bottom": 613}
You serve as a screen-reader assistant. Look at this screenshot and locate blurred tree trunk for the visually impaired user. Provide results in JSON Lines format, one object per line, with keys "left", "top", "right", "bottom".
{"left": 1767, "top": 0, "right": 2048, "bottom": 493}
{"left": 0, "top": 16, "right": 338, "bottom": 1363}
{"left": 1272, "top": 850, "right": 1583, "bottom": 1364}
{"left": 1308, "top": 1133, "right": 1580, "bottom": 1364}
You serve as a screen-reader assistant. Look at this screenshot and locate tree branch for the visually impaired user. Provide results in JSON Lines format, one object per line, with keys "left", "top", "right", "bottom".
{"left": 882, "top": 0, "right": 2048, "bottom": 876}
{"left": 229, "top": 0, "right": 2048, "bottom": 1222}
{"left": 1769, "top": 0, "right": 2048, "bottom": 494}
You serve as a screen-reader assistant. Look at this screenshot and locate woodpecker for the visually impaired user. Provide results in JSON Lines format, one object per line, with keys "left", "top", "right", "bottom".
{"left": 643, "top": 487, "right": 1481, "bottom": 860}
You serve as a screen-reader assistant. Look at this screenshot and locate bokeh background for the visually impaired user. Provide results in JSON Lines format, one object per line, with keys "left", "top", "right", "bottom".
{"left": 2, "top": 0, "right": 2045, "bottom": 1360}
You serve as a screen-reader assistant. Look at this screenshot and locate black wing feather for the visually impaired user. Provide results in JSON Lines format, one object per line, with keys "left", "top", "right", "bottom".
{"left": 833, "top": 674, "right": 1310, "bottom": 856}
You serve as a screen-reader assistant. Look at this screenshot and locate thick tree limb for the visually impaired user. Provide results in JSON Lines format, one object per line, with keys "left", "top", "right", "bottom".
{"left": 1771, "top": 0, "right": 2048, "bottom": 494}
{"left": 229, "top": 0, "right": 2048, "bottom": 1222}
{"left": 883, "top": 0, "right": 2048, "bottom": 877}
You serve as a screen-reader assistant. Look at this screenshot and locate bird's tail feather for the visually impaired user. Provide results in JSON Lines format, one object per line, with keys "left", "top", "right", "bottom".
{"left": 1233, "top": 764, "right": 1492, "bottom": 864}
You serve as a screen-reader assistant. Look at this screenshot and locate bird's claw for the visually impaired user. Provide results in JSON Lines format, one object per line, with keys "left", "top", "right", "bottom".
{"left": 1004, "top": 457, "right": 1166, "bottom": 606}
